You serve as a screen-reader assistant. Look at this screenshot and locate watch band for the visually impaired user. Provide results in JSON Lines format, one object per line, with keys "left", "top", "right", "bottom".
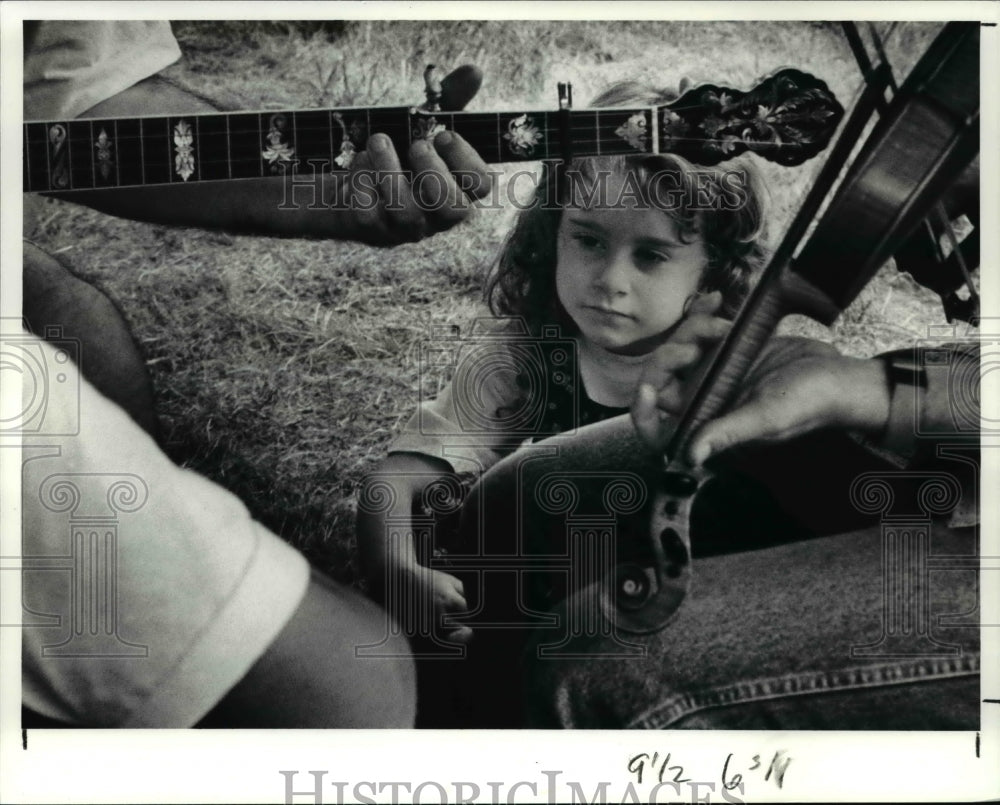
{"left": 877, "top": 350, "right": 928, "bottom": 458}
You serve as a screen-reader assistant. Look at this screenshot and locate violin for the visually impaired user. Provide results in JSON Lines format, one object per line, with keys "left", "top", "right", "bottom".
{"left": 447, "top": 23, "right": 978, "bottom": 641}
{"left": 609, "top": 21, "right": 981, "bottom": 633}
{"left": 416, "top": 24, "right": 978, "bottom": 646}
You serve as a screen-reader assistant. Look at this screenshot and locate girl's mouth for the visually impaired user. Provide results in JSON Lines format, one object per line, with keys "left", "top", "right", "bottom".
{"left": 583, "top": 304, "right": 635, "bottom": 321}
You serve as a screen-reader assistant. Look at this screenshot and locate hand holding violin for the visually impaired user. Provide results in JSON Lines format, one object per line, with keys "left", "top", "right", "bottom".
{"left": 632, "top": 299, "right": 892, "bottom": 465}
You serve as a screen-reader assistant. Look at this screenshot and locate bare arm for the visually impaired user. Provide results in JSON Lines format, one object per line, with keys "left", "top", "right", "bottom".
{"left": 631, "top": 295, "right": 974, "bottom": 464}
{"left": 356, "top": 452, "right": 473, "bottom": 643}
{"left": 196, "top": 568, "right": 416, "bottom": 727}
{"left": 46, "top": 72, "right": 492, "bottom": 243}
{"left": 356, "top": 452, "right": 449, "bottom": 577}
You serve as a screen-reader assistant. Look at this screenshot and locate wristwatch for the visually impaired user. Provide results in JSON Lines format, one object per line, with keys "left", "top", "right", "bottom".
{"left": 877, "top": 350, "right": 928, "bottom": 459}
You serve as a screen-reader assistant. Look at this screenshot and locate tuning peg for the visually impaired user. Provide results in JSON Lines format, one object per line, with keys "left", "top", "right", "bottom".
{"left": 558, "top": 82, "right": 573, "bottom": 110}
{"left": 421, "top": 64, "right": 484, "bottom": 112}
{"left": 423, "top": 64, "right": 442, "bottom": 111}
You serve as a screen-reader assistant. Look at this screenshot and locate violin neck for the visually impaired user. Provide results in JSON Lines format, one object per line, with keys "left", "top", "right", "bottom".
{"left": 666, "top": 272, "right": 788, "bottom": 462}
{"left": 667, "top": 263, "right": 843, "bottom": 462}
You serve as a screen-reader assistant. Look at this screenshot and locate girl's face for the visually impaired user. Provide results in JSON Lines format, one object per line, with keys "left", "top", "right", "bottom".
{"left": 555, "top": 174, "right": 708, "bottom": 356}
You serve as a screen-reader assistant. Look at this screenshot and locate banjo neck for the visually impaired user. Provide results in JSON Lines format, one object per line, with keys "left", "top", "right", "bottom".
{"left": 23, "top": 68, "right": 843, "bottom": 194}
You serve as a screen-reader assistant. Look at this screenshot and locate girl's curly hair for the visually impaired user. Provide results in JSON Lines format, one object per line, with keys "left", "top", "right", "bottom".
{"left": 485, "top": 81, "right": 769, "bottom": 337}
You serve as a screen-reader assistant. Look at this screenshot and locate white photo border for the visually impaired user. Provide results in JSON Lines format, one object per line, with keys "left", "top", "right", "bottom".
{"left": 2, "top": 2, "right": 997, "bottom": 803}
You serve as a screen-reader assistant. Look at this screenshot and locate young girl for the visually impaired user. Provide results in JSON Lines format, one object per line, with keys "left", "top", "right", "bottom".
{"left": 355, "top": 83, "right": 768, "bottom": 719}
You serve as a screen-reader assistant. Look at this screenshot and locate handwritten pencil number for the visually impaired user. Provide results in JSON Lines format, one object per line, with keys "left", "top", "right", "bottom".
{"left": 721, "top": 754, "right": 743, "bottom": 791}
{"left": 722, "top": 750, "right": 791, "bottom": 791}
{"left": 627, "top": 752, "right": 691, "bottom": 786}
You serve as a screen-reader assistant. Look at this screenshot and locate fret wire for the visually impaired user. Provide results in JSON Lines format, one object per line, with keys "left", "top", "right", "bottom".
{"left": 88, "top": 120, "right": 96, "bottom": 188}
{"left": 291, "top": 111, "right": 298, "bottom": 175}
{"left": 529, "top": 127, "right": 774, "bottom": 149}
{"left": 32, "top": 124, "right": 39, "bottom": 191}
{"left": 195, "top": 115, "right": 201, "bottom": 183}
{"left": 66, "top": 121, "right": 74, "bottom": 190}
{"left": 25, "top": 100, "right": 797, "bottom": 191}
{"left": 258, "top": 114, "right": 264, "bottom": 177}
{"left": 24, "top": 124, "right": 31, "bottom": 192}
{"left": 327, "top": 110, "right": 334, "bottom": 173}
{"left": 40, "top": 125, "right": 49, "bottom": 188}
{"left": 114, "top": 119, "right": 120, "bottom": 186}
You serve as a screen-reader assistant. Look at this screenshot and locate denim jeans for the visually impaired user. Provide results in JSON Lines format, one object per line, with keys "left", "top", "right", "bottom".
{"left": 413, "top": 415, "right": 981, "bottom": 729}
{"left": 523, "top": 523, "right": 980, "bottom": 729}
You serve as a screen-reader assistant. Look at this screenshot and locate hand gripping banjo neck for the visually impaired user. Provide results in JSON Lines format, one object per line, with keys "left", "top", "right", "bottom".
{"left": 23, "top": 68, "right": 843, "bottom": 193}
{"left": 613, "top": 22, "right": 980, "bottom": 635}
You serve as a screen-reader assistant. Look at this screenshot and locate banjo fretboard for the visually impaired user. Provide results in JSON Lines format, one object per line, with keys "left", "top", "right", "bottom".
{"left": 23, "top": 68, "right": 845, "bottom": 193}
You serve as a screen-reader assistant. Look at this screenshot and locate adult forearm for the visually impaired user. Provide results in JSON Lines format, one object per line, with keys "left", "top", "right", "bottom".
{"left": 49, "top": 178, "right": 355, "bottom": 239}
{"left": 874, "top": 343, "right": 980, "bottom": 456}
{"left": 53, "top": 74, "right": 359, "bottom": 238}
{"left": 41, "top": 71, "right": 488, "bottom": 242}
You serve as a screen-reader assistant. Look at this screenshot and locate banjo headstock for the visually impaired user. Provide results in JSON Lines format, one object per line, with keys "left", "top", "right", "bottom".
{"left": 656, "top": 68, "right": 845, "bottom": 166}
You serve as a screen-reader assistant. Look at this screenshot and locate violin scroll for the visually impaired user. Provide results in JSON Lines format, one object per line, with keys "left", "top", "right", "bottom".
{"left": 601, "top": 462, "right": 705, "bottom": 634}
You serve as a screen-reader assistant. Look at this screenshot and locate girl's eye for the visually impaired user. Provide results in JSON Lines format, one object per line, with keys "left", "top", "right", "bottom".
{"left": 571, "top": 233, "right": 604, "bottom": 251}
{"left": 635, "top": 248, "right": 671, "bottom": 267}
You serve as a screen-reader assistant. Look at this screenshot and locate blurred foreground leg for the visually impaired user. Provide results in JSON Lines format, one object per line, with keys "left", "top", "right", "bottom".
{"left": 198, "top": 569, "right": 417, "bottom": 728}
{"left": 22, "top": 240, "right": 158, "bottom": 438}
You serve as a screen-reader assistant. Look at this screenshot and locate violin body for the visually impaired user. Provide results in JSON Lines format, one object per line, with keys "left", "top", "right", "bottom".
{"left": 610, "top": 21, "right": 980, "bottom": 634}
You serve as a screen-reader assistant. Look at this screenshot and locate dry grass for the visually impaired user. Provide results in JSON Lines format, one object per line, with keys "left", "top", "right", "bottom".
{"left": 25, "top": 20, "right": 961, "bottom": 584}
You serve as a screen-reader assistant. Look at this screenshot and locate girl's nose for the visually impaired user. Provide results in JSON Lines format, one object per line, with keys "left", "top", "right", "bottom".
{"left": 591, "top": 249, "right": 631, "bottom": 297}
